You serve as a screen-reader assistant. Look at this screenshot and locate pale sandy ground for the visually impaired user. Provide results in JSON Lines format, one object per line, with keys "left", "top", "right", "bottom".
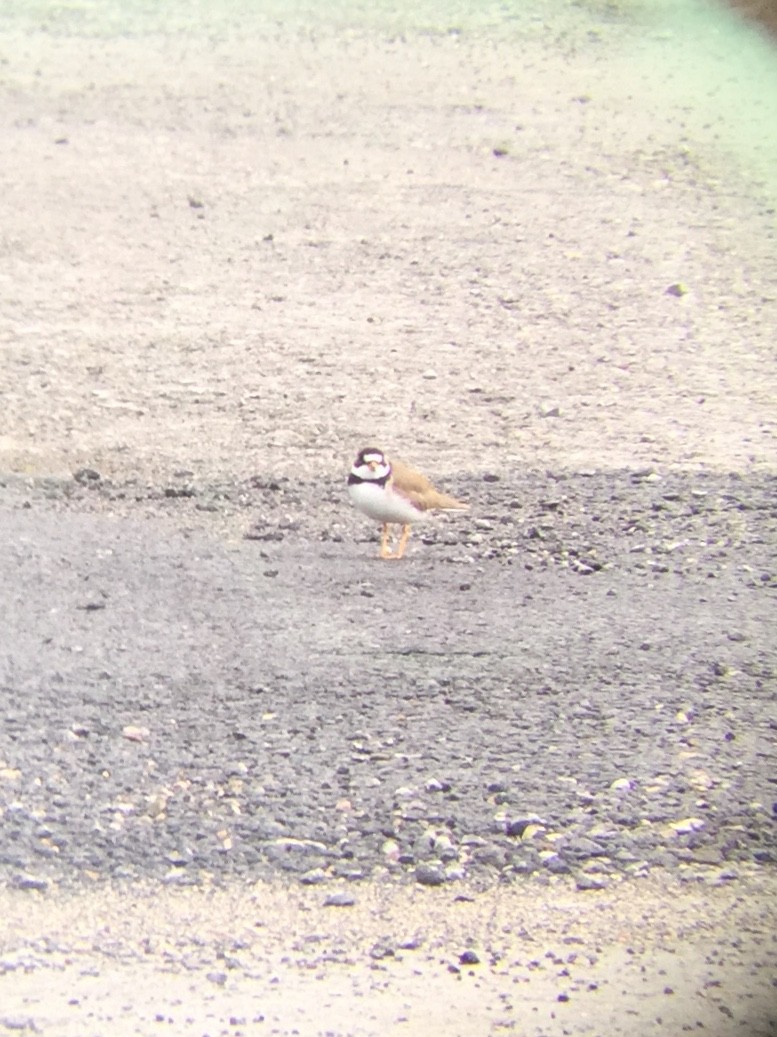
{"left": 1, "top": 0, "right": 777, "bottom": 1034}
{"left": 2, "top": 873, "right": 777, "bottom": 1036}
{"left": 1, "top": 0, "right": 776, "bottom": 482}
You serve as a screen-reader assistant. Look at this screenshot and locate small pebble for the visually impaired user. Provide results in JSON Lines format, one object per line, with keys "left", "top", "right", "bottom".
{"left": 665, "top": 282, "right": 688, "bottom": 296}
{"left": 415, "top": 864, "right": 445, "bottom": 887}
{"left": 324, "top": 891, "right": 356, "bottom": 907}
{"left": 13, "top": 875, "right": 49, "bottom": 892}
{"left": 122, "top": 725, "right": 150, "bottom": 743}
{"left": 667, "top": 818, "right": 706, "bottom": 835}
{"left": 0, "top": 1018, "right": 38, "bottom": 1032}
{"left": 576, "top": 875, "right": 609, "bottom": 891}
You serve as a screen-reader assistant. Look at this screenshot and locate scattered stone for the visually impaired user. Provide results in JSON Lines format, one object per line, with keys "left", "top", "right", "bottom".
{"left": 415, "top": 864, "right": 446, "bottom": 886}
{"left": 324, "top": 891, "right": 356, "bottom": 907}
{"left": 121, "top": 725, "right": 150, "bottom": 743}
{"left": 164, "top": 485, "right": 197, "bottom": 498}
{"left": 244, "top": 528, "right": 285, "bottom": 542}
{"left": 459, "top": 950, "right": 480, "bottom": 965}
{"left": 0, "top": 1018, "right": 39, "bottom": 1033}
{"left": 564, "top": 837, "right": 607, "bottom": 859}
{"left": 541, "top": 853, "right": 569, "bottom": 873}
{"left": 506, "top": 817, "right": 545, "bottom": 838}
{"left": 571, "top": 560, "right": 597, "bottom": 575}
{"left": 73, "top": 468, "right": 101, "bottom": 485}
{"left": 382, "top": 839, "right": 400, "bottom": 862}
{"left": 520, "top": 823, "right": 547, "bottom": 842}
{"left": 688, "top": 769, "right": 714, "bottom": 791}
{"left": 538, "top": 403, "right": 561, "bottom": 418}
{"left": 300, "top": 868, "right": 328, "bottom": 885}
{"left": 666, "top": 818, "right": 706, "bottom": 836}
{"left": 576, "top": 875, "right": 609, "bottom": 891}
{"left": 12, "top": 875, "right": 49, "bottom": 892}
{"left": 266, "top": 837, "right": 329, "bottom": 858}
{"left": 711, "top": 868, "right": 738, "bottom": 883}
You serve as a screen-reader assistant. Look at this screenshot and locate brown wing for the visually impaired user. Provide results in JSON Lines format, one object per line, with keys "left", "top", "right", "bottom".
{"left": 390, "top": 458, "right": 468, "bottom": 513}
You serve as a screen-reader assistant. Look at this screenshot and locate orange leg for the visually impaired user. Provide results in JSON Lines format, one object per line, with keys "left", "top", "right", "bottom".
{"left": 395, "top": 524, "right": 412, "bottom": 559}
{"left": 377, "top": 523, "right": 412, "bottom": 560}
{"left": 379, "top": 523, "right": 393, "bottom": 559}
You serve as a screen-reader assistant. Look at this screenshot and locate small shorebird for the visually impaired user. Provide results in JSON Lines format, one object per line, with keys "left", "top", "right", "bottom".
{"left": 347, "top": 447, "right": 468, "bottom": 559}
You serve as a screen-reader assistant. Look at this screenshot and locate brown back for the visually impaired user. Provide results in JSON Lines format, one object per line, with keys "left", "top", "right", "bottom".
{"left": 390, "top": 459, "right": 468, "bottom": 513}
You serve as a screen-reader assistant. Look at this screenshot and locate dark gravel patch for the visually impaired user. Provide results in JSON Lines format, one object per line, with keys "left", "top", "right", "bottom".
{"left": 0, "top": 468, "right": 774, "bottom": 889}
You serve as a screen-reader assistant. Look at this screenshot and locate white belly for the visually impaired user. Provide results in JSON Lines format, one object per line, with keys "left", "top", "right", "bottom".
{"left": 348, "top": 481, "right": 424, "bottom": 525}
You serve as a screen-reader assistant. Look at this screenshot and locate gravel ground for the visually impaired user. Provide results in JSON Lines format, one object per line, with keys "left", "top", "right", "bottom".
{"left": 1, "top": 0, "right": 776, "bottom": 1034}
{"left": 1, "top": 467, "right": 775, "bottom": 889}
{"left": 1, "top": 466, "right": 775, "bottom": 1034}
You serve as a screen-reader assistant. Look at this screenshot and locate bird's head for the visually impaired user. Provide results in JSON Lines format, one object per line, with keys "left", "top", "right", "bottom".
{"left": 349, "top": 447, "right": 391, "bottom": 484}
